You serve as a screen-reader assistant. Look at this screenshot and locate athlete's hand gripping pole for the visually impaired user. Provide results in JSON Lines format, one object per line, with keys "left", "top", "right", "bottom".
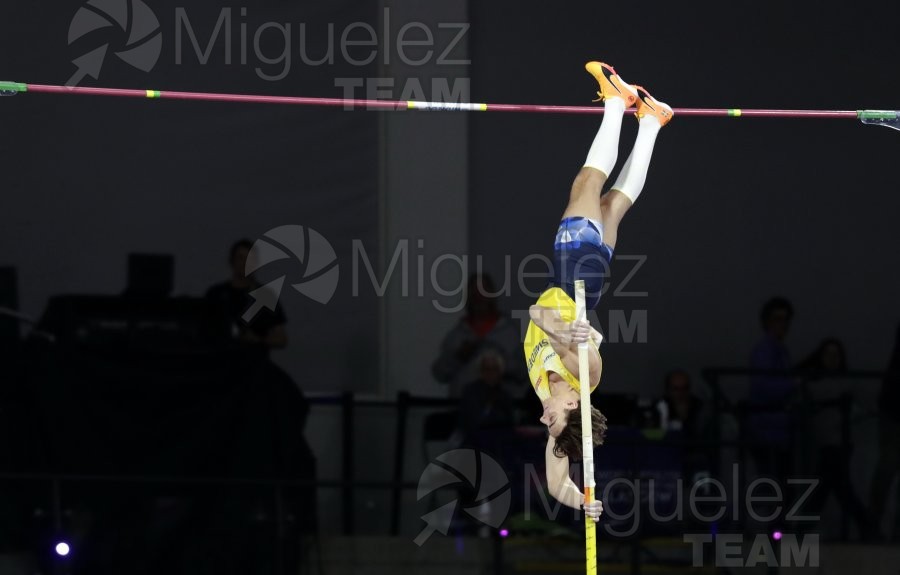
{"left": 574, "top": 280, "right": 598, "bottom": 575}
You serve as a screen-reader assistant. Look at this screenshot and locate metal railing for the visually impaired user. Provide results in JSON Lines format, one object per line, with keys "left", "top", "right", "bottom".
{"left": 702, "top": 367, "right": 884, "bottom": 540}
{"left": 1, "top": 369, "right": 887, "bottom": 574}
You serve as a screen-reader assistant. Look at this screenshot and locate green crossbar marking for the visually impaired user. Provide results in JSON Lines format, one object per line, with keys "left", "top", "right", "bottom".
{"left": 858, "top": 110, "right": 898, "bottom": 120}
{"left": 0, "top": 81, "right": 27, "bottom": 93}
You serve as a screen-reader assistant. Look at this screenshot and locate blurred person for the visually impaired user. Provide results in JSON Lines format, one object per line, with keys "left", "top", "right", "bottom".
{"left": 798, "top": 338, "right": 876, "bottom": 539}
{"left": 524, "top": 61, "right": 672, "bottom": 518}
{"left": 443, "top": 351, "right": 518, "bottom": 538}
{"left": 869, "top": 324, "right": 900, "bottom": 541}
{"left": 458, "top": 350, "right": 516, "bottom": 443}
{"left": 747, "top": 297, "right": 795, "bottom": 489}
{"left": 657, "top": 370, "right": 713, "bottom": 500}
{"left": 797, "top": 338, "right": 846, "bottom": 379}
{"left": 205, "top": 238, "right": 307, "bottom": 431}
{"left": 206, "top": 239, "right": 288, "bottom": 349}
{"left": 657, "top": 370, "right": 707, "bottom": 437}
{"left": 432, "top": 274, "right": 523, "bottom": 397}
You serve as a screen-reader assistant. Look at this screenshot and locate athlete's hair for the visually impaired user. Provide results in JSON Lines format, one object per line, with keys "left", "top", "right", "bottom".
{"left": 553, "top": 404, "right": 608, "bottom": 459}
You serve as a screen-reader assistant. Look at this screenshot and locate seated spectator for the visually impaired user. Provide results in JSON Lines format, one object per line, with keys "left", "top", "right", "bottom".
{"left": 458, "top": 350, "right": 516, "bottom": 444}
{"left": 432, "top": 274, "right": 524, "bottom": 397}
{"left": 656, "top": 370, "right": 712, "bottom": 495}
{"left": 205, "top": 239, "right": 287, "bottom": 349}
{"left": 797, "top": 338, "right": 846, "bottom": 380}
{"left": 798, "top": 338, "right": 876, "bottom": 539}
{"left": 658, "top": 370, "right": 707, "bottom": 437}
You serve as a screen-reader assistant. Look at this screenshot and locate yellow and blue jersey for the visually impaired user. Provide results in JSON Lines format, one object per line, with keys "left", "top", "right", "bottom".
{"left": 523, "top": 287, "right": 601, "bottom": 401}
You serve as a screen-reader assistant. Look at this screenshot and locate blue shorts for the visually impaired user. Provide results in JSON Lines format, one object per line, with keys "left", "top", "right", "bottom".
{"left": 548, "top": 217, "right": 614, "bottom": 310}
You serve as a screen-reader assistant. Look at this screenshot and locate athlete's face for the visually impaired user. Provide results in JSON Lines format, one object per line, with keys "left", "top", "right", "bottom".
{"left": 540, "top": 396, "right": 578, "bottom": 437}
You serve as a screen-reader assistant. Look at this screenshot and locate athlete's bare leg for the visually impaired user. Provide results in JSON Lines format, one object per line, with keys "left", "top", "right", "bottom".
{"left": 563, "top": 65, "right": 674, "bottom": 250}
{"left": 562, "top": 167, "right": 607, "bottom": 223}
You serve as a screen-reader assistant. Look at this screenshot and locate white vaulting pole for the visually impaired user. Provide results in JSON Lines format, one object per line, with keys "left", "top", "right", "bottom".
{"left": 574, "top": 280, "right": 597, "bottom": 575}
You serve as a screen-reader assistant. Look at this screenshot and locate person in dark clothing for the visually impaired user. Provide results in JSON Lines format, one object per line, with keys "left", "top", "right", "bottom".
{"left": 659, "top": 370, "right": 706, "bottom": 437}
{"left": 747, "top": 297, "right": 795, "bottom": 490}
{"left": 657, "top": 370, "right": 712, "bottom": 502}
{"left": 205, "top": 239, "right": 288, "bottom": 349}
{"left": 204, "top": 238, "right": 305, "bottom": 430}
{"left": 797, "top": 338, "right": 846, "bottom": 378}
{"left": 869, "top": 324, "right": 900, "bottom": 541}
{"left": 458, "top": 350, "right": 516, "bottom": 443}
{"left": 202, "top": 239, "right": 313, "bottom": 568}
{"left": 432, "top": 274, "right": 524, "bottom": 397}
{"left": 798, "top": 338, "right": 876, "bottom": 540}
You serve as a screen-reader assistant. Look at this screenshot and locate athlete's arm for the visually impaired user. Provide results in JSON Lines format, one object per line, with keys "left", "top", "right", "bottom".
{"left": 545, "top": 436, "right": 583, "bottom": 509}
{"left": 545, "top": 436, "right": 603, "bottom": 520}
{"left": 531, "top": 305, "right": 601, "bottom": 385}
{"left": 529, "top": 305, "right": 590, "bottom": 347}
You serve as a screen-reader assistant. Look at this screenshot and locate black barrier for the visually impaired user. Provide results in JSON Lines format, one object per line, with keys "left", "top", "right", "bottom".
{"left": 703, "top": 368, "right": 882, "bottom": 542}
{"left": 1, "top": 371, "right": 886, "bottom": 575}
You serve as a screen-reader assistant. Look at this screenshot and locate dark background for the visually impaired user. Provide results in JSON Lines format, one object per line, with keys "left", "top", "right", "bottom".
{"left": 1, "top": 1, "right": 898, "bottom": 392}
{"left": 0, "top": 0, "right": 381, "bottom": 392}
{"left": 1, "top": 0, "right": 899, "bottom": 573}
{"left": 469, "top": 0, "right": 900, "bottom": 389}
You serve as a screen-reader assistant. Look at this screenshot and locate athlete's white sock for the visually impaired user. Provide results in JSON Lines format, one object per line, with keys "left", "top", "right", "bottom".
{"left": 609, "top": 115, "right": 661, "bottom": 204}
{"left": 583, "top": 97, "right": 627, "bottom": 178}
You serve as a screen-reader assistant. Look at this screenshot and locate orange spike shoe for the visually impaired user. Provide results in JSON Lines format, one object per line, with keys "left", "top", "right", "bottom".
{"left": 633, "top": 85, "right": 674, "bottom": 126}
{"left": 585, "top": 61, "right": 638, "bottom": 107}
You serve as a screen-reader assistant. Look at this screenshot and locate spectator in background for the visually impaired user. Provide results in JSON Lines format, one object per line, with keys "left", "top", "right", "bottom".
{"left": 798, "top": 339, "right": 876, "bottom": 540}
{"left": 458, "top": 350, "right": 516, "bottom": 444}
{"left": 206, "top": 239, "right": 287, "bottom": 349}
{"left": 446, "top": 350, "right": 517, "bottom": 536}
{"left": 797, "top": 338, "right": 846, "bottom": 379}
{"left": 869, "top": 324, "right": 900, "bottom": 542}
{"left": 747, "top": 297, "right": 795, "bottom": 492}
{"left": 657, "top": 370, "right": 712, "bottom": 494}
{"left": 658, "top": 370, "right": 707, "bottom": 437}
{"left": 432, "top": 274, "right": 524, "bottom": 397}
{"left": 205, "top": 238, "right": 307, "bottom": 432}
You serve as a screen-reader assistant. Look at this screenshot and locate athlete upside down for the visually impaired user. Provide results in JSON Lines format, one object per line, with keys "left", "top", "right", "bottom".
{"left": 523, "top": 61, "right": 672, "bottom": 521}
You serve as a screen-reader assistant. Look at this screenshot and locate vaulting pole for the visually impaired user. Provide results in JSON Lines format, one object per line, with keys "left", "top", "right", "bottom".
{"left": 574, "top": 280, "right": 597, "bottom": 575}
